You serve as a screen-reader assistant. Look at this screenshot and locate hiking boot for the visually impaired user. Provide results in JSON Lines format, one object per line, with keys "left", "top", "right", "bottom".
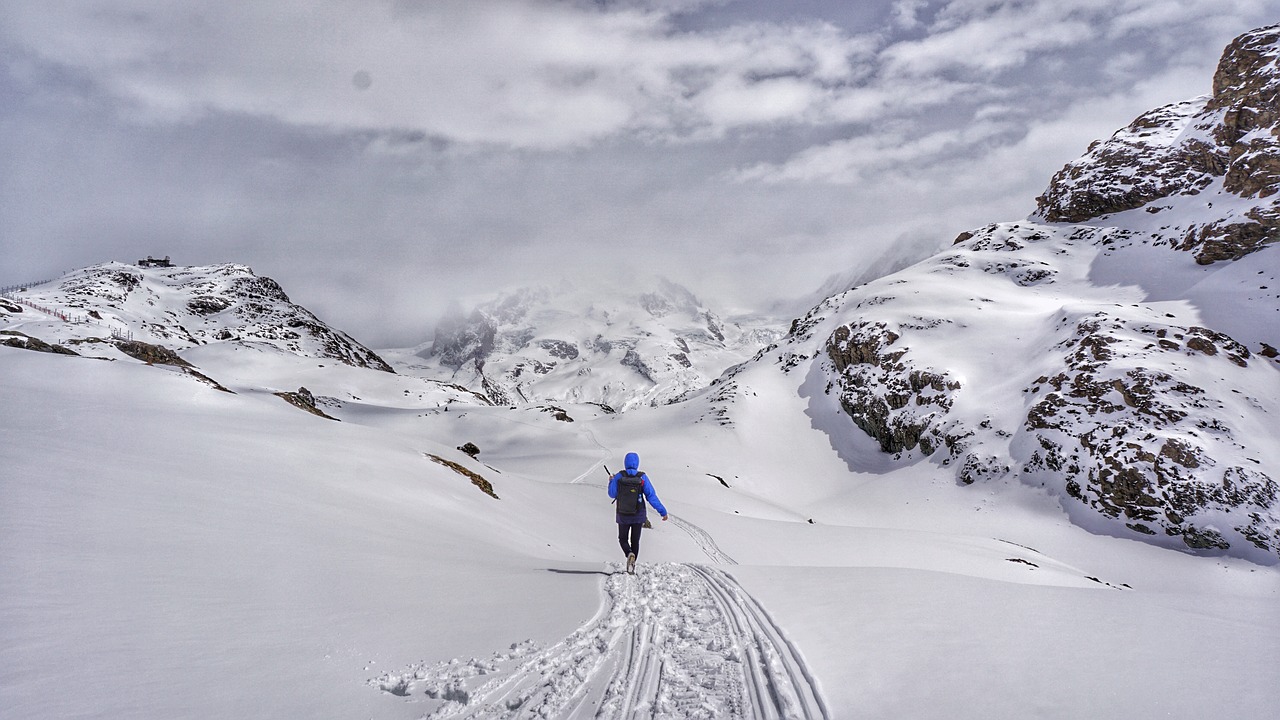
{"left": 626, "top": 553, "right": 636, "bottom": 574}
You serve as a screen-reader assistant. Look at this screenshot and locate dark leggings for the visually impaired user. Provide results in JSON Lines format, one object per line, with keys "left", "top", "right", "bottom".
{"left": 618, "top": 523, "right": 643, "bottom": 558}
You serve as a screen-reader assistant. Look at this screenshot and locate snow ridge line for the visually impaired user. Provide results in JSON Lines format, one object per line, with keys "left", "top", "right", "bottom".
{"left": 0, "top": 278, "right": 58, "bottom": 295}
{"left": 670, "top": 515, "right": 738, "bottom": 565}
{"left": 372, "top": 562, "right": 828, "bottom": 719}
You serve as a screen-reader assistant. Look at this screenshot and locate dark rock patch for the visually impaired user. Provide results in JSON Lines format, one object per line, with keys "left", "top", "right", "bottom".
{"left": 275, "top": 386, "right": 338, "bottom": 420}
{"left": 115, "top": 340, "right": 192, "bottom": 367}
{"left": 1, "top": 331, "right": 79, "bottom": 356}
{"left": 188, "top": 295, "right": 232, "bottom": 315}
{"left": 425, "top": 453, "right": 499, "bottom": 499}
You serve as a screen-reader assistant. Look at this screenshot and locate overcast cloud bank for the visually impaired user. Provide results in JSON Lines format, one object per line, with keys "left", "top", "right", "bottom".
{"left": 2, "top": 0, "right": 1275, "bottom": 344}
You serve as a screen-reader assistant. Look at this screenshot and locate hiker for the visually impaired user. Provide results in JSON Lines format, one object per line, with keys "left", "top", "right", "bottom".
{"left": 609, "top": 452, "right": 668, "bottom": 574}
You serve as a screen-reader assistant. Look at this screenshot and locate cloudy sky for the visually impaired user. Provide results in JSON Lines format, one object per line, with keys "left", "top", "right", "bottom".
{"left": 1, "top": 1, "right": 1276, "bottom": 345}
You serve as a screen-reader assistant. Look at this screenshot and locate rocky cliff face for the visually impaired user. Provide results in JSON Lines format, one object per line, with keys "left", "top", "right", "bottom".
{"left": 2, "top": 262, "right": 393, "bottom": 372}
{"left": 420, "top": 279, "right": 782, "bottom": 410}
{"left": 1036, "top": 24, "right": 1279, "bottom": 263}
{"left": 734, "top": 26, "right": 1280, "bottom": 563}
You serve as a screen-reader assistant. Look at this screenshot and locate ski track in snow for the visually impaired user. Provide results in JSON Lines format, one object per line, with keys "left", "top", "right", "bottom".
{"left": 670, "top": 515, "right": 738, "bottom": 565}
{"left": 373, "top": 563, "right": 827, "bottom": 719}
{"left": 570, "top": 428, "right": 612, "bottom": 485}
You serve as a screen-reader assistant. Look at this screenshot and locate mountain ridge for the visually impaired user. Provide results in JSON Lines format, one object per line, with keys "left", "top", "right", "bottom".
{"left": 702, "top": 25, "right": 1280, "bottom": 563}
{"left": 1035, "top": 23, "right": 1279, "bottom": 262}
{"left": 0, "top": 261, "right": 394, "bottom": 372}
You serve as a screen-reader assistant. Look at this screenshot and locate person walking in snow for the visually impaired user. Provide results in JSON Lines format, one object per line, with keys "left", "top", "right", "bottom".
{"left": 609, "top": 452, "right": 668, "bottom": 574}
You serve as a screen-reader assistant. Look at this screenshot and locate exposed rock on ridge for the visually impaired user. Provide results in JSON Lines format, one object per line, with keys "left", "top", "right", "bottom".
{"left": 1036, "top": 24, "right": 1280, "bottom": 263}
{"left": 794, "top": 220, "right": 1280, "bottom": 561}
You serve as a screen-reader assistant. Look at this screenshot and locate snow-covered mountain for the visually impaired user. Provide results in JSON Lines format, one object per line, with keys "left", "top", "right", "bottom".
{"left": 1034, "top": 22, "right": 1279, "bottom": 260}
{"left": 414, "top": 278, "right": 784, "bottom": 410}
{"left": 1, "top": 261, "right": 394, "bottom": 372}
{"left": 4, "top": 25, "right": 1280, "bottom": 720}
{"left": 702, "top": 24, "right": 1280, "bottom": 563}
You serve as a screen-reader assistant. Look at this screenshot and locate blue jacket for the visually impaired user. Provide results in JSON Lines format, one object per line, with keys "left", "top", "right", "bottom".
{"left": 609, "top": 452, "right": 667, "bottom": 524}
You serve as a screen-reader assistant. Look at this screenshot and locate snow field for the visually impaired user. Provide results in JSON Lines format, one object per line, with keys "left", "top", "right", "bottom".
{"left": 4, "top": 293, "right": 1278, "bottom": 719}
{"left": 737, "top": 564, "right": 1280, "bottom": 720}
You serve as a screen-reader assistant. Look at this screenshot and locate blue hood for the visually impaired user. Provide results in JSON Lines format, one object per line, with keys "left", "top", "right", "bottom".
{"left": 624, "top": 452, "right": 640, "bottom": 475}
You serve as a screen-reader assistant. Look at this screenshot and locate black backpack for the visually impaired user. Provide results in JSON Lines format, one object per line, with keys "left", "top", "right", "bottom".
{"left": 616, "top": 473, "right": 645, "bottom": 515}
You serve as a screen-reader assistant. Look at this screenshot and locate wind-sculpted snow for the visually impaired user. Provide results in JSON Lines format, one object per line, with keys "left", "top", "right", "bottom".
{"left": 372, "top": 563, "right": 826, "bottom": 719}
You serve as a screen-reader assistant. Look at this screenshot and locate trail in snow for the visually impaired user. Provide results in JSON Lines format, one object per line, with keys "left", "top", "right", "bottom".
{"left": 373, "top": 563, "right": 827, "bottom": 719}
{"left": 571, "top": 427, "right": 613, "bottom": 485}
{"left": 670, "top": 515, "right": 738, "bottom": 565}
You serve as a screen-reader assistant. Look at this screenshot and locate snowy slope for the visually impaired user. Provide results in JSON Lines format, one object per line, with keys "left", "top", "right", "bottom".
{"left": 412, "top": 278, "right": 783, "bottom": 410}
{"left": 718, "top": 224, "right": 1280, "bottom": 561}
{"left": 700, "top": 25, "right": 1280, "bottom": 563}
{"left": 3, "top": 323, "right": 1277, "bottom": 719}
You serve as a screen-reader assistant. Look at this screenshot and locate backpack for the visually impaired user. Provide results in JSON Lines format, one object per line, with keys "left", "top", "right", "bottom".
{"left": 616, "top": 473, "right": 645, "bottom": 515}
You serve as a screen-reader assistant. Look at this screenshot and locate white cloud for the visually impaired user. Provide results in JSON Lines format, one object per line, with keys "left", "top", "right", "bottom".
{"left": 727, "top": 0, "right": 1272, "bottom": 187}
{"left": 3, "top": 0, "right": 1277, "bottom": 343}
{"left": 733, "top": 118, "right": 1014, "bottom": 184}
{"left": 3, "top": 0, "right": 1260, "bottom": 153}
{"left": 890, "top": 0, "right": 930, "bottom": 30}
{"left": 0, "top": 1, "right": 881, "bottom": 147}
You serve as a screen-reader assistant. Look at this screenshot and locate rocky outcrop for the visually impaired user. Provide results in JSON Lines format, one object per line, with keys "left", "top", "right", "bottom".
{"left": 425, "top": 454, "right": 499, "bottom": 499}
{"left": 112, "top": 339, "right": 232, "bottom": 392}
{"left": 825, "top": 320, "right": 961, "bottom": 456}
{"left": 1035, "top": 98, "right": 1221, "bottom": 222}
{"left": 1, "top": 331, "right": 78, "bottom": 356}
{"left": 1018, "top": 312, "right": 1276, "bottom": 554}
{"left": 1036, "top": 24, "right": 1280, "bottom": 263}
{"left": 1208, "top": 23, "right": 1280, "bottom": 198}
{"left": 790, "top": 211, "right": 1280, "bottom": 561}
{"left": 275, "top": 386, "right": 339, "bottom": 420}
{"left": 115, "top": 340, "right": 192, "bottom": 367}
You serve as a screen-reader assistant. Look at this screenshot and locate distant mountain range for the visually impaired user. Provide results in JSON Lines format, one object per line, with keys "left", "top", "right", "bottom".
{"left": 415, "top": 278, "right": 784, "bottom": 410}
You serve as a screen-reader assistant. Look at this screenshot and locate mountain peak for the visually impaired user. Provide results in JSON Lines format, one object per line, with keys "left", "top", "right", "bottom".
{"left": 1210, "top": 23, "right": 1280, "bottom": 117}
{"left": 1035, "top": 25, "right": 1279, "bottom": 263}
{"left": 3, "top": 261, "right": 392, "bottom": 372}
